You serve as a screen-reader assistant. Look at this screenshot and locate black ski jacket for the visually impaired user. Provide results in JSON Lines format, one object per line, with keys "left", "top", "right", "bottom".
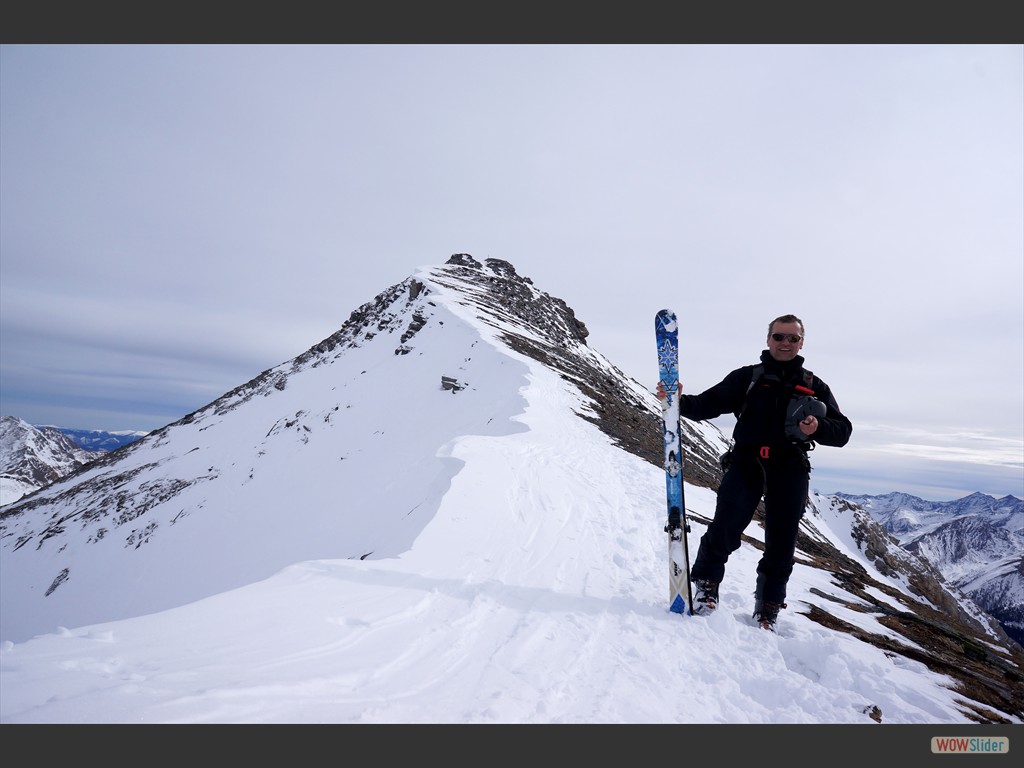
{"left": 678, "top": 350, "right": 853, "bottom": 454}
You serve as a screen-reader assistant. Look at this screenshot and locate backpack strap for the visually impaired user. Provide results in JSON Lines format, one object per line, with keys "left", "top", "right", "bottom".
{"left": 740, "top": 365, "right": 816, "bottom": 415}
{"left": 738, "top": 364, "right": 765, "bottom": 417}
{"left": 745, "top": 364, "right": 765, "bottom": 397}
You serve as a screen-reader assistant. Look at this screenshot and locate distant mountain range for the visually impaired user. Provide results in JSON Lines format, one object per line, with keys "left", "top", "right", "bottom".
{"left": 837, "top": 491, "right": 1023, "bottom": 648}
{"left": 38, "top": 425, "right": 146, "bottom": 453}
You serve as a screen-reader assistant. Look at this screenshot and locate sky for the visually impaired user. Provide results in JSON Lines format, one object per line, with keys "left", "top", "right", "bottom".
{"left": 2, "top": 268, "right": 1019, "bottom": 746}
{"left": 0, "top": 44, "right": 1022, "bottom": 502}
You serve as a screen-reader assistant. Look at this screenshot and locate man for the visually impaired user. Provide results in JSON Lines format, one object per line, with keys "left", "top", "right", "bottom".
{"left": 658, "top": 314, "right": 852, "bottom": 630}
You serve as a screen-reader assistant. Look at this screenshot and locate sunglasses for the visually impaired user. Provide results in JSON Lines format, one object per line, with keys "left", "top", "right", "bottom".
{"left": 770, "top": 333, "right": 803, "bottom": 343}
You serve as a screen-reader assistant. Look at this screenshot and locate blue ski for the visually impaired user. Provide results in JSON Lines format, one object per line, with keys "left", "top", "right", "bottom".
{"left": 656, "top": 309, "right": 693, "bottom": 615}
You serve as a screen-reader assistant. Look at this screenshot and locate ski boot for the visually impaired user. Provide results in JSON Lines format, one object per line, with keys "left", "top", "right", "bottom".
{"left": 753, "top": 599, "right": 786, "bottom": 631}
{"left": 692, "top": 579, "right": 719, "bottom": 615}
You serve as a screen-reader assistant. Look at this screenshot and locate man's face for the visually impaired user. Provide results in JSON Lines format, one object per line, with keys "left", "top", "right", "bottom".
{"left": 767, "top": 321, "right": 804, "bottom": 362}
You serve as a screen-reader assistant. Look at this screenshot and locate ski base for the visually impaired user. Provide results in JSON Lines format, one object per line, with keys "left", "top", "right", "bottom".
{"left": 666, "top": 509, "right": 691, "bottom": 614}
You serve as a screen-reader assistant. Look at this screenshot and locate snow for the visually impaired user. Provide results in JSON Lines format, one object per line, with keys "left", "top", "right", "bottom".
{"left": 1, "top": 263, "right": 1019, "bottom": 748}
{"left": 0, "top": 476, "right": 36, "bottom": 508}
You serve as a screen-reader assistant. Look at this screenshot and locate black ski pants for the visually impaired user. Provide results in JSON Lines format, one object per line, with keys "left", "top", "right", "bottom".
{"left": 690, "top": 447, "right": 809, "bottom": 606}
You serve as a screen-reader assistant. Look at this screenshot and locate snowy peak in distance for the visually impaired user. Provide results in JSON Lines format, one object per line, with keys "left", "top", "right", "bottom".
{"left": 0, "top": 416, "right": 104, "bottom": 506}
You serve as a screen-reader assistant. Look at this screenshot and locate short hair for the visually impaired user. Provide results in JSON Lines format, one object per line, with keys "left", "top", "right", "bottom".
{"left": 768, "top": 314, "right": 804, "bottom": 336}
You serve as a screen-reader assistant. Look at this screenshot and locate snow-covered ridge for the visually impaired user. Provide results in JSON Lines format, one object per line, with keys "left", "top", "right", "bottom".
{"left": 2, "top": 255, "right": 1021, "bottom": 725}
